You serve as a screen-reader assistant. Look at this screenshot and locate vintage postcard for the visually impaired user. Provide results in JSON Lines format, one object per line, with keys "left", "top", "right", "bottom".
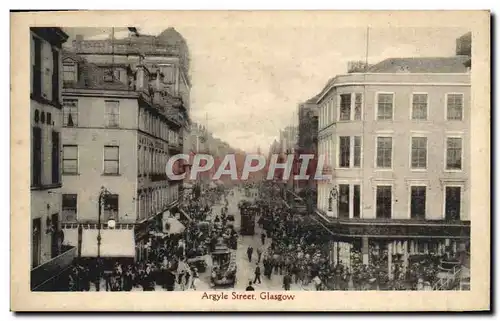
{"left": 10, "top": 10, "right": 490, "bottom": 311}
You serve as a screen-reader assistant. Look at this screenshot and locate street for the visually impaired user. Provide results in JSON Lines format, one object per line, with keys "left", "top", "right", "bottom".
{"left": 206, "top": 188, "right": 314, "bottom": 291}
{"left": 88, "top": 186, "right": 314, "bottom": 292}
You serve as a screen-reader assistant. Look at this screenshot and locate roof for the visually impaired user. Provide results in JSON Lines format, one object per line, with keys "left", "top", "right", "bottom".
{"left": 304, "top": 93, "right": 321, "bottom": 104}
{"left": 313, "top": 55, "right": 471, "bottom": 104}
{"left": 62, "top": 51, "right": 130, "bottom": 91}
{"left": 367, "top": 56, "right": 470, "bottom": 73}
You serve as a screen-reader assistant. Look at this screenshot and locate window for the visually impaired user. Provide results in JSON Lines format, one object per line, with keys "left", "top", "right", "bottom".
{"left": 410, "top": 186, "right": 426, "bottom": 219}
{"left": 138, "top": 146, "right": 142, "bottom": 176}
{"left": 103, "top": 68, "right": 115, "bottom": 82}
{"left": 377, "top": 93, "right": 393, "bottom": 120}
{"left": 376, "top": 185, "right": 392, "bottom": 218}
{"left": 103, "top": 194, "right": 119, "bottom": 222}
{"left": 62, "top": 194, "right": 77, "bottom": 222}
{"left": 354, "top": 93, "right": 362, "bottom": 120}
{"left": 105, "top": 100, "right": 120, "bottom": 127}
{"left": 63, "top": 99, "right": 78, "bottom": 127}
{"left": 446, "top": 137, "right": 462, "bottom": 170}
{"left": 63, "top": 62, "right": 77, "bottom": 82}
{"left": 339, "top": 94, "right": 351, "bottom": 121}
{"left": 411, "top": 137, "right": 427, "bottom": 169}
{"left": 445, "top": 186, "right": 461, "bottom": 220}
{"left": 447, "top": 94, "right": 464, "bottom": 120}
{"left": 353, "top": 185, "right": 361, "bottom": 218}
{"left": 32, "top": 127, "right": 42, "bottom": 186}
{"left": 32, "top": 36, "right": 42, "bottom": 97}
{"left": 62, "top": 145, "right": 78, "bottom": 174}
{"left": 339, "top": 136, "right": 350, "bottom": 168}
{"left": 354, "top": 136, "right": 361, "bottom": 167}
{"left": 104, "top": 146, "right": 119, "bottom": 174}
{"left": 51, "top": 131, "right": 60, "bottom": 184}
{"left": 412, "top": 93, "right": 428, "bottom": 120}
{"left": 338, "top": 184, "right": 350, "bottom": 218}
{"left": 376, "top": 137, "right": 392, "bottom": 168}
{"left": 52, "top": 49, "right": 60, "bottom": 103}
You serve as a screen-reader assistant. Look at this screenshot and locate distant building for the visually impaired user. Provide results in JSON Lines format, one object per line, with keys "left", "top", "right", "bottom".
{"left": 297, "top": 95, "right": 320, "bottom": 192}
{"left": 30, "top": 27, "right": 70, "bottom": 290}
{"left": 456, "top": 32, "right": 472, "bottom": 57}
{"left": 279, "top": 126, "right": 298, "bottom": 154}
{"left": 314, "top": 56, "right": 470, "bottom": 270}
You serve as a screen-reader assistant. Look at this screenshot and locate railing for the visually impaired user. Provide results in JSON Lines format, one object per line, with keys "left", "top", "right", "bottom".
{"left": 432, "top": 264, "right": 462, "bottom": 291}
{"left": 31, "top": 245, "right": 76, "bottom": 291}
{"left": 73, "top": 39, "right": 182, "bottom": 56}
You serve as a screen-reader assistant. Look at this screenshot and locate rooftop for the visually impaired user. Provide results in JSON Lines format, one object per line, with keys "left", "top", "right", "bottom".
{"left": 63, "top": 51, "right": 131, "bottom": 91}
{"left": 366, "top": 56, "right": 470, "bottom": 73}
{"left": 314, "top": 56, "right": 471, "bottom": 104}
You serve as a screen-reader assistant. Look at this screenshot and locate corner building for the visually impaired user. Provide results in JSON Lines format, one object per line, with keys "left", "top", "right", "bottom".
{"left": 315, "top": 57, "right": 471, "bottom": 270}
{"left": 59, "top": 28, "right": 190, "bottom": 263}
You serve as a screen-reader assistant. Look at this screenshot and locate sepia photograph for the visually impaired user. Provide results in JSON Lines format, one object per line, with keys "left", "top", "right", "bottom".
{"left": 10, "top": 10, "right": 490, "bottom": 311}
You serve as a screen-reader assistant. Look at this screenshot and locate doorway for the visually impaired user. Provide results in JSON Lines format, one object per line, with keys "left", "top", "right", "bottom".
{"left": 32, "top": 218, "right": 41, "bottom": 268}
{"left": 51, "top": 213, "right": 60, "bottom": 258}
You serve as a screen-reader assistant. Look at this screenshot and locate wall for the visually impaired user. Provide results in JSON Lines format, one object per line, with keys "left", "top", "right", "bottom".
{"left": 31, "top": 30, "right": 65, "bottom": 267}
{"left": 317, "top": 73, "right": 471, "bottom": 221}
{"left": 61, "top": 95, "right": 139, "bottom": 223}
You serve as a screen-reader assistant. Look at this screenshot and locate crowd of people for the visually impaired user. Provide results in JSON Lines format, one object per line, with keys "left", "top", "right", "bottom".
{"left": 66, "top": 183, "right": 232, "bottom": 292}
{"left": 248, "top": 183, "right": 456, "bottom": 291}
{"left": 64, "top": 180, "right": 462, "bottom": 292}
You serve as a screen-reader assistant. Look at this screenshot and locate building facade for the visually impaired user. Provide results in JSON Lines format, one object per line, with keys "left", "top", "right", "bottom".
{"left": 315, "top": 56, "right": 471, "bottom": 272}
{"left": 30, "top": 27, "right": 72, "bottom": 290}
{"left": 59, "top": 28, "right": 190, "bottom": 262}
{"left": 296, "top": 96, "right": 320, "bottom": 194}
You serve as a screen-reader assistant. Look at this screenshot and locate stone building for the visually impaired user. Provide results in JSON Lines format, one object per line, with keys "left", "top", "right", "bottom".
{"left": 30, "top": 27, "right": 71, "bottom": 290}
{"left": 59, "top": 28, "right": 191, "bottom": 262}
{"left": 314, "top": 56, "right": 471, "bottom": 273}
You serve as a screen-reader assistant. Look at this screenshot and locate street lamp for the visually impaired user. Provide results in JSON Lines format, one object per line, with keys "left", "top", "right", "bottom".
{"left": 328, "top": 186, "right": 338, "bottom": 212}
{"left": 97, "top": 186, "right": 116, "bottom": 259}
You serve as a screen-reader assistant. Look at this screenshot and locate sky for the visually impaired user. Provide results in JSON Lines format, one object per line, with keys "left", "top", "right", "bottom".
{"left": 63, "top": 24, "right": 468, "bottom": 154}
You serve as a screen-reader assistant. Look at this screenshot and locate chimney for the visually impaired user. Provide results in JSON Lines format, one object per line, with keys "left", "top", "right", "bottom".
{"left": 73, "top": 34, "right": 84, "bottom": 50}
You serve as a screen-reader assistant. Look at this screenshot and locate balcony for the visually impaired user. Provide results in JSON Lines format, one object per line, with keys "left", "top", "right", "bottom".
{"left": 314, "top": 210, "right": 470, "bottom": 239}
{"left": 31, "top": 245, "right": 76, "bottom": 291}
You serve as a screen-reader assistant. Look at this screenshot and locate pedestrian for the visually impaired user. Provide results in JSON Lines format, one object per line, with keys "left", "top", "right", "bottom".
{"left": 104, "top": 270, "right": 113, "bottom": 291}
{"left": 312, "top": 274, "right": 322, "bottom": 291}
{"left": 245, "top": 281, "right": 255, "bottom": 291}
{"left": 261, "top": 232, "right": 266, "bottom": 245}
{"left": 191, "top": 268, "right": 200, "bottom": 290}
{"left": 283, "top": 273, "right": 292, "bottom": 291}
{"left": 257, "top": 247, "right": 263, "bottom": 263}
{"left": 254, "top": 264, "right": 262, "bottom": 284}
{"left": 142, "top": 265, "right": 155, "bottom": 291}
{"left": 123, "top": 267, "right": 133, "bottom": 291}
{"left": 165, "top": 269, "right": 176, "bottom": 291}
{"left": 247, "top": 246, "right": 254, "bottom": 262}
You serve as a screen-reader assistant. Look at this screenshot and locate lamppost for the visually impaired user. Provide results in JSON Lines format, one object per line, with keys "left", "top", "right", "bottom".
{"left": 97, "top": 186, "right": 116, "bottom": 259}
{"left": 328, "top": 186, "right": 338, "bottom": 212}
{"left": 328, "top": 186, "right": 340, "bottom": 265}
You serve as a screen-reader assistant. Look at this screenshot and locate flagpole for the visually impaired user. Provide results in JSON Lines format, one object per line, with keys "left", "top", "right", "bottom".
{"left": 111, "top": 27, "right": 115, "bottom": 80}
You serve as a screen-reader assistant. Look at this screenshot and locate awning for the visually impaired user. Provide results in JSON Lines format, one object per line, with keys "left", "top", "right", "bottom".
{"left": 162, "top": 216, "right": 185, "bottom": 234}
{"left": 61, "top": 228, "right": 79, "bottom": 247}
{"left": 81, "top": 229, "right": 135, "bottom": 258}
